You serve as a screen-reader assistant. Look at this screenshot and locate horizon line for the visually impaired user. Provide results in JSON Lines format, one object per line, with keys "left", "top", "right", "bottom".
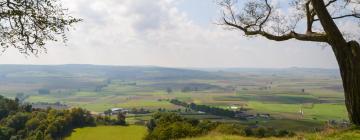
{"left": 0, "top": 64, "right": 340, "bottom": 70}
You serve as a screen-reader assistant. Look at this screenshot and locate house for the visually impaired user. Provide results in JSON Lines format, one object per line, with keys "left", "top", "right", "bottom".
{"left": 230, "top": 106, "right": 239, "bottom": 110}
{"left": 197, "top": 111, "right": 205, "bottom": 114}
{"left": 257, "top": 113, "right": 271, "bottom": 119}
{"left": 110, "top": 108, "right": 128, "bottom": 115}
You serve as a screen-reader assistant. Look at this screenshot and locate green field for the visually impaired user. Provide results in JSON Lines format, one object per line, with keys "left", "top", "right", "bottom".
{"left": 65, "top": 126, "right": 360, "bottom": 140}
{"left": 0, "top": 65, "right": 348, "bottom": 132}
{"left": 65, "top": 126, "right": 147, "bottom": 140}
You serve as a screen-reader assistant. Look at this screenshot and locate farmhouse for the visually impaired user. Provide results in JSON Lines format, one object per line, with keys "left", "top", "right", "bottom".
{"left": 110, "top": 108, "right": 129, "bottom": 115}
{"left": 229, "top": 105, "right": 239, "bottom": 110}
{"left": 197, "top": 111, "right": 205, "bottom": 114}
{"left": 229, "top": 104, "right": 242, "bottom": 110}
{"left": 257, "top": 113, "right": 271, "bottom": 119}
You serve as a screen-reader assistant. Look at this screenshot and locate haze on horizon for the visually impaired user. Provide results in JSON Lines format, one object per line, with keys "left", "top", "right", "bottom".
{"left": 0, "top": 0, "right": 345, "bottom": 69}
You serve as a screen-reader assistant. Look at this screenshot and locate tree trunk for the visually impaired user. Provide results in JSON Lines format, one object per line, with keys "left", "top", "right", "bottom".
{"left": 311, "top": 0, "right": 360, "bottom": 126}
{"left": 332, "top": 41, "right": 360, "bottom": 125}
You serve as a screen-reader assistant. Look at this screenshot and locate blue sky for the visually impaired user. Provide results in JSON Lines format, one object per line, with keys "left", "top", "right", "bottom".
{"left": 0, "top": 0, "right": 346, "bottom": 69}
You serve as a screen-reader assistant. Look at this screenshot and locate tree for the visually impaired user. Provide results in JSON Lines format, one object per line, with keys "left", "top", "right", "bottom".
{"left": 147, "top": 119, "right": 157, "bottom": 132}
{"left": 104, "top": 109, "right": 112, "bottom": 116}
{"left": 166, "top": 87, "right": 172, "bottom": 94}
{"left": 0, "top": 0, "right": 80, "bottom": 55}
{"left": 219, "top": 0, "right": 360, "bottom": 125}
{"left": 116, "top": 113, "right": 126, "bottom": 125}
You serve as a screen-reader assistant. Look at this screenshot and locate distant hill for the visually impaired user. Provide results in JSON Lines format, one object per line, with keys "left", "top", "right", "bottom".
{"left": 196, "top": 67, "right": 340, "bottom": 78}
{"left": 0, "top": 64, "right": 218, "bottom": 80}
{"left": 0, "top": 65, "right": 342, "bottom": 81}
{"left": 0, "top": 65, "right": 341, "bottom": 91}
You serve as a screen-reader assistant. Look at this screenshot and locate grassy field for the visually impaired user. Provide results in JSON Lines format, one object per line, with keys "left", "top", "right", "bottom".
{"left": 21, "top": 77, "right": 348, "bottom": 131}
{"left": 65, "top": 125, "right": 147, "bottom": 140}
{"left": 183, "top": 134, "right": 293, "bottom": 140}
{"left": 246, "top": 101, "right": 347, "bottom": 121}
{"left": 184, "top": 129, "right": 360, "bottom": 140}
{"left": 65, "top": 125, "right": 360, "bottom": 140}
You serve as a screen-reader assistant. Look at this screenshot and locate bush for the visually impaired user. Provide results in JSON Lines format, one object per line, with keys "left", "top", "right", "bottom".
{"left": 145, "top": 113, "right": 217, "bottom": 140}
{"left": 145, "top": 112, "right": 296, "bottom": 139}
{"left": 256, "top": 127, "right": 267, "bottom": 137}
{"left": 277, "top": 130, "right": 295, "bottom": 137}
{"left": 0, "top": 96, "right": 97, "bottom": 139}
{"left": 214, "top": 124, "right": 243, "bottom": 135}
{"left": 244, "top": 127, "right": 254, "bottom": 136}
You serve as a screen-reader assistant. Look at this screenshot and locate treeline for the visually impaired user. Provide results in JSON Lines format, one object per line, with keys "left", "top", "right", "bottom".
{"left": 0, "top": 95, "right": 95, "bottom": 139}
{"left": 0, "top": 96, "right": 125, "bottom": 140}
{"left": 170, "top": 99, "right": 235, "bottom": 117}
{"left": 145, "top": 113, "right": 295, "bottom": 140}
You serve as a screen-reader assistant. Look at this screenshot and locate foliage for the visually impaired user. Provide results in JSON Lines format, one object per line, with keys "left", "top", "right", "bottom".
{"left": 0, "top": 96, "right": 20, "bottom": 120}
{"left": 0, "top": 0, "right": 81, "bottom": 54}
{"left": 213, "top": 124, "right": 295, "bottom": 138}
{"left": 145, "top": 112, "right": 219, "bottom": 140}
{"left": 145, "top": 112, "right": 295, "bottom": 140}
{"left": 0, "top": 95, "right": 96, "bottom": 139}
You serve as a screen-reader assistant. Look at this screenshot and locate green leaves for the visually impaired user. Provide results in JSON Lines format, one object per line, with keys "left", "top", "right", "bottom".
{"left": 0, "top": 0, "right": 81, "bottom": 55}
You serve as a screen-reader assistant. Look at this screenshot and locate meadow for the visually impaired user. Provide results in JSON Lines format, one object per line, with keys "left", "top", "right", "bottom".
{"left": 64, "top": 125, "right": 360, "bottom": 140}
{"left": 65, "top": 125, "right": 147, "bottom": 140}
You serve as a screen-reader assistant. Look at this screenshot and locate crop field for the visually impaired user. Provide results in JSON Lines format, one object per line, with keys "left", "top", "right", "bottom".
{"left": 0, "top": 65, "right": 347, "bottom": 131}
{"left": 65, "top": 125, "right": 147, "bottom": 140}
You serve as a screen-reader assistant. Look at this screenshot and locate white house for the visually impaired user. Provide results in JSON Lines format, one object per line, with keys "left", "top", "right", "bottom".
{"left": 110, "top": 108, "right": 128, "bottom": 115}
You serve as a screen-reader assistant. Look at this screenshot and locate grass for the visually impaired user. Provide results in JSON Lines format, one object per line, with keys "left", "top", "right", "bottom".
{"left": 65, "top": 125, "right": 147, "bottom": 140}
{"left": 247, "top": 101, "right": 347, "bottom": 121}
{"left": 257, "top": 119, "right": 323, "bottom": 131}
{"left": 26, "top": 95, "right": 61, "bottom": 103}
{"left": 72, "top": 99, "right": 180, "bottom": 112}
{"left": 302, "top": 128, "right": 360, "bottom": 140}
{"left": 184, "top": 129, "right": 360, "bottom": 140}
{"left": 182, "top": 133, "right": 294, "bottom": 140}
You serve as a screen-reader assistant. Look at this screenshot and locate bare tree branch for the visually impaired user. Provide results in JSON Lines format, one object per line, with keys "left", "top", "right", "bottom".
{"left": 220, "top": 0, "right": 328, "bottom": 43}
{"left": 314, "top": 13, "right": 360, "bottom": 21}
{"left": 326, "top": 0, "right": 338, "bottom": 7}
{"left": 223, "top": 18, "right": 328, "bottom": 42}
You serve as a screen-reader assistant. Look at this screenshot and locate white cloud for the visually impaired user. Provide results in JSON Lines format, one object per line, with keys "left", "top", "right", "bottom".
{"left": 0, "top": 0, "right": 339, "bottom": 68}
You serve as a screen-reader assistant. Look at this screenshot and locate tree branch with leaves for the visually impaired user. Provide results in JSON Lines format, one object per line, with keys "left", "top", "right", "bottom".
{"left": 0, "top": 0, "right": 81, "bottom": 55}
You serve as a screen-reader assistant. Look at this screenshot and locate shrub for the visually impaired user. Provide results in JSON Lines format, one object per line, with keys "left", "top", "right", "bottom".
{"left": 244, "top": 127, "right": 254, "bottom": 136}
{"left": 145, "top": 113, "right": 217, "bottom": 140}
{"left": 214, "top": 124, "right": 244, "bottom": 135}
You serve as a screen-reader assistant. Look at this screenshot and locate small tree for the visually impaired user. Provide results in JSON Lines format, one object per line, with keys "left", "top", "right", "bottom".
{"left": 166, "top": 87, "right": 173, "bottom": 94}
{"left": 219, "top": 0, "right": 360, "bottom": 125}
{"left": 116, "top": 113, "right": 126, "bottom": 125}
{"left": 147, "top": 119, "right": 156, "bottom": 132}
{"left": 104, "top": 109, "right": 112, "bottom": 116}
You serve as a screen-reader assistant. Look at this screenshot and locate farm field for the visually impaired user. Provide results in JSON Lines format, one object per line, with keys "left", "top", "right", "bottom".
{"left": 65, "top": 125, "right": 147, "bottom": 140}
{"left": 0, "top": 65, "right": 348, "bottom": 131}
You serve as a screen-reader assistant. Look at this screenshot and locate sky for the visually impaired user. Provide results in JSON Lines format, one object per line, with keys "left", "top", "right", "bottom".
{"left": 0, "top": 0, "right": 343, "bottom": 68}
